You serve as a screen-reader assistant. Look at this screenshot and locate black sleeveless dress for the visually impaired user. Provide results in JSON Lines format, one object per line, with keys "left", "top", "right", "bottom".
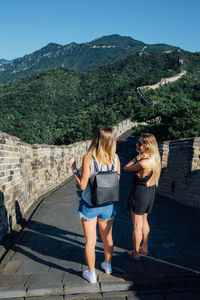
{"left": 127, "top": 170, "right": 156, "bottom": 215}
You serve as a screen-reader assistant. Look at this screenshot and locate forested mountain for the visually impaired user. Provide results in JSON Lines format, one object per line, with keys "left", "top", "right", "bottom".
{"left": 0, "top": 59, "right": 12, "bottom": 64}
{"left": 0, "top": 50, "right": 182, "bottom": 144}
{"left": 0, "top": 34, "right": 179, "bottom": 84}
{"left": 133, "top": 51, "right": 200, "bottom": 141}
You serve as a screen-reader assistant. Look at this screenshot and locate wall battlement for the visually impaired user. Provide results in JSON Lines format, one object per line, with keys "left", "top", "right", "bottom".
{"left": 0, "top": 119, "right": 135, "bottom": 241}
{"left": 158, "top": 137, "right": 200, "bottom": 209}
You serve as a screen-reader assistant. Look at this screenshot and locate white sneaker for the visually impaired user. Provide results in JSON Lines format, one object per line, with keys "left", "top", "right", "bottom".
{"left": 101, "top": 261, "right": 112, "bottom": 274}
{"left": 82, "top": 269, "right": 97, "bottom": 283}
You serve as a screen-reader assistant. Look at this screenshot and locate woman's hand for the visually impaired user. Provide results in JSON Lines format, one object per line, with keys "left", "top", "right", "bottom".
{"left": 69, "top": 157, "right": 76, "bottom": 170}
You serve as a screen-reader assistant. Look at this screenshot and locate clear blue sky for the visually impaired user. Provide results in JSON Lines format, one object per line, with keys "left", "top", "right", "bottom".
{"left": 1, "top": 0, "right": 200, "bottom": 60}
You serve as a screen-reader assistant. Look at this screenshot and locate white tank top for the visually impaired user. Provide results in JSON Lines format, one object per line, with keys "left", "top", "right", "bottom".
{"left": 82, "top": 155, "right": 118, "bottom": 206}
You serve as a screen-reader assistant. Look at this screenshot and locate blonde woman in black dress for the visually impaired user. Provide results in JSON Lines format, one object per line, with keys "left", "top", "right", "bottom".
{"left": 124, "top": 133, "right": 161, "bottom": 259}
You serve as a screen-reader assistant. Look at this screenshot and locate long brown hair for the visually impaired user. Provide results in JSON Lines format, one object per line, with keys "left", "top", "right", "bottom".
{"left": 88, "top": 128, "right": 116, "bottom": 164}
{"left": 141, "top": 133, "right": 161, "bottom": 186}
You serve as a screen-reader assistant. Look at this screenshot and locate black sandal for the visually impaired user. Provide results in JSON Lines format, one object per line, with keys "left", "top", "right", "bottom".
{"left": 139, "top": 247, "right": 148, "bottom": 256}
{"left": 128, "top": 250, "right": 140, "bottom": 260}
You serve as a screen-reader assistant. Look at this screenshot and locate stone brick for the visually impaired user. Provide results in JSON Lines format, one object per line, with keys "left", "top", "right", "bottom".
{"left": 101, "top": 281, "right": 134, "bottom": 292}
{"left": 0, "top": 289, "right": 26, "bottom": 299}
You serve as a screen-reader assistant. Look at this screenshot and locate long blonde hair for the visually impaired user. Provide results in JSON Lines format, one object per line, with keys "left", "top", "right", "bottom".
{"left": 88, "top": 128, "right": 116, "bottom": 164}
{"left": 141, "top": 133, "right": 161, "bottom": 186}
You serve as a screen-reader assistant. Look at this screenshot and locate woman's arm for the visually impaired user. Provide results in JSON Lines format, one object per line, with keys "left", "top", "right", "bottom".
{"left": 124, "top": 160, "right": 143, "bottom": 172}
{"left": 124, "top": 154, "right": 140, "bottom": 170}
{"left": 124, "top": 153, "right": 150, "bottom": 172}
{"left": 69, "top": 154, "right": 91, "bottom": 190}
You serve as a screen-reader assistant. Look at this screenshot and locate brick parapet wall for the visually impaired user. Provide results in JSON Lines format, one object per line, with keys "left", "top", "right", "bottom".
{"left": 0, "top": 119, "right": 135, "bottom": 241}
{"left": 158, "top": 137, "right": 200, "bottom": 209}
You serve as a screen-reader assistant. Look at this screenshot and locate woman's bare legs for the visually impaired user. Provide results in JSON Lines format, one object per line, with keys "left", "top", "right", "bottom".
{"left": 98, "top": 218, "right": 114, "bottom": 263}
{"left": 131, "top": 211, "right": 143, "bottom": 256}
{"left": 81, "top": 217, "right": 97, "bottom": 270}
{"left": 141, "top": 213, "right": 150, "bottom": 253}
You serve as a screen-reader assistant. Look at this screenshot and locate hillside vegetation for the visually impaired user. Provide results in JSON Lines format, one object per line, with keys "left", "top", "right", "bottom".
{"left": 0, "top": 51, "right": 181, "bottom": 144}
{"left": 133, "top": 51, "right": 200, "bottom": 141}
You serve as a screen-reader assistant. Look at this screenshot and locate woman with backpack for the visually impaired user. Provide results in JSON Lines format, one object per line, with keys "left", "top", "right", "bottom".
{"left": 69, "top": 128, "right": 120, "bottom": 283}
{"left": 124, "top": 133, "right": 161, "bottom": 260}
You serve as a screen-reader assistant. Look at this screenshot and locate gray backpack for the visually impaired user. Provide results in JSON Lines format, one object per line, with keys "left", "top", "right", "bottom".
{"left": 90, "top": 158, "right": 119, "bottom": 207}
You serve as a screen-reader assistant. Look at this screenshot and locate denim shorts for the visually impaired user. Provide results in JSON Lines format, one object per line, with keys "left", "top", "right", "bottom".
{"left": 77, "top": 199, "right": 116, "bottom": 221}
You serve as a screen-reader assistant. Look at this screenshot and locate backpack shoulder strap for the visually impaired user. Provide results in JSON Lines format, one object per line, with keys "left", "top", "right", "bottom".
{"left": 92, "top": 157, "right": 115, "bottom": 172}
{"left": 92, "top": 156, "right": 99, "bottom": 173}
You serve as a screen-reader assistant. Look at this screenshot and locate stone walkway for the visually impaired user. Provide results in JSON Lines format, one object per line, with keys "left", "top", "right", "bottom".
{"left": 0, "top": 131, "right": 200, "bottom": 299}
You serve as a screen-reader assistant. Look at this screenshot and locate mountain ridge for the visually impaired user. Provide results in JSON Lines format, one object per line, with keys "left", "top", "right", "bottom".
{"left": 0, "top": 59, "right": 13, "bottom": 65}
{"left": 0, "top": 34, "right": 179, "bottom": 84}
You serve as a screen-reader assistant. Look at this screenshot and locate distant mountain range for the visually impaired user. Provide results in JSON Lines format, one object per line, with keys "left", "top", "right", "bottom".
{"left": 0, "top": 34, "right": 179, "bottom": 84}
{"left": 0, "top": 59, "right": 13, "bottom": 64}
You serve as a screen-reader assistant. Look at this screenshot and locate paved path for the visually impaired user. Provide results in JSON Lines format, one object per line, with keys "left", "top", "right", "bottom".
{"left": 0, "top": 131, "right": 200, "bottom": 299}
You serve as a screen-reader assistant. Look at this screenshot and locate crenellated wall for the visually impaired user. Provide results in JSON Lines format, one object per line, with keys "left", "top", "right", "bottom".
{"left": 158, "top": 137, "right": 200, "bottom": 209}
{"left": 1, "top": 119, "right": 200, "bottom": 242}
{"left": 0, "top": 119, "right": 135, "bottom": 241}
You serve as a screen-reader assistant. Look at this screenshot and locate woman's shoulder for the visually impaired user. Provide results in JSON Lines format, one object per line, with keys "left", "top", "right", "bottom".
{"left": 83, "top": 153, "right": 92, "bottom": 164}
{"left": 138, "top": 157, "right": 151, "bottom": 168}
